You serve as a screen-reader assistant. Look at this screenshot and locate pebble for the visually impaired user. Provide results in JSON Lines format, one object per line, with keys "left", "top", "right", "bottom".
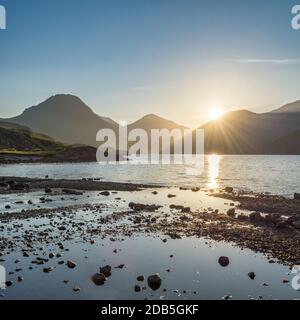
{"left": 67, "top": 260, "right": 77, "bottom": 269}
{"left": 218, "top": 256, "right": 230, "bottom": 267}
{"left": 91, "top": 273, "right": 106, "bottom": 286}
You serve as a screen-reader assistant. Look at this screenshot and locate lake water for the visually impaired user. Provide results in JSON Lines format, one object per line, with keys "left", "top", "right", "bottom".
{"left": 0, "top": 155, "right": 299, "bottom": 196}
{"left": 0, "top": 188, "right": 299, "bottom": 300}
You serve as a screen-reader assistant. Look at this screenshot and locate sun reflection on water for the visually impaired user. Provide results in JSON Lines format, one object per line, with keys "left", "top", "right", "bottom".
{"left": 208, "top": 154, "right": 221, "bottom": 189}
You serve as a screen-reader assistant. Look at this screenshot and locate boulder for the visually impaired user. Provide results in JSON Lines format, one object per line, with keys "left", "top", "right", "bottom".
{"left": 249, "top": 212, "right": 263, "bottom": 223}
{"left": 227, "top": 208, "right": 236, "bottom": 218}
{"left": 91, "top": 273, "right": 106, "bottom": 286}
{"left": 147, "top": 274, "right": 162, "bottom": 291}
{"left": 248, "top": 272, "right": 256, "bottom": 280}
{"left": 294, "top": 193, "right": 300, "bottom": 200}
{"left": 100, "top": 265, "right": 112, "bottom": 277}
{"left": 100, "top": 191, "right": 110, "bottom": 196}
{"left": 218, "top": 256, "right": 230, "bottom": 267}
{"left": 134, "top": 285, "right": 141, "bottom": 292}
{"left": 67, "top": 260, "right": 77, "bottom": 269}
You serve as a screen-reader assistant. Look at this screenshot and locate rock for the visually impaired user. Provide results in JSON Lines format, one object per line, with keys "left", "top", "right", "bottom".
{"left": 225, "top": 187, "right": 233, "bottom": 193}
{"left": 73, "top": 287, "right": 81, "bottom": 292}
{"left": 137, "top": 275, "right": 145, "bottom": 282}
{"left": 223, "top": 295, "right": 233, "bottom": 300}
{"left": 218, "top": 256, "right": 230, "bottom": 267}
{"left": 5, "top": 205, "right": 11, "bottom": 209}
{"left": 147, "top": 274, "right": 162, "bottom": 291}
{"left": 169, "top": 204, "right": 184, "bottom": 210}
{"left": 248, "top": 272, "right": 256, "bottom": 280}
{"left": 167, "top": 194, "right": 176, "bottom": 198}
{"left": 115, "top": 264, "right": 125, "bottom": 269}
{"left": 67, "top": 260, "right": 77, "bottom": 269}
{"left": 10, "top": 183, "right": 29, "bottom": 191}
{"left": 167, "top": 233, "right": 181, "bottom": 239}
{"left": 152, "top": 191, "right": 158, "bottom": 195}
{"left": 91, "top": 273, "right": 106, "bottom": 286}
{"left": 43, "top": 267, "right": 54, "bottom": 273}
{"left": 134, "top": 285, "right": 141, "bottom": 292}
{"left": 5, "top": 281, "right": 13, "bottom": 287}
{"left": 62, "top": 189, "right": 83, "bottom": 196}
{"left": 49, "top": 253, "right": 55, "bottom": 259}
{"left": 45, "top": 188, "right": 52, "bottom": 194}
{"left": 264, "top": 214, "right": 279, "bottom": 224}
{"left": 17, "top": 276, "right": 23, "bottom": 282}
{"left": 294, "top": 193, "right": 300, "bottom": 200}
{"left": 276, "top": 221, "right": 291, "bottom": 230}
{"left": 100, "top": 191, "right": 110, "bottom": 196}
{"left": 129, "top": 202, "right": 161, "bottom": 212}
{"left": 282, "top": 279, "right": 289, "bottom": 283}
{"left": 179, "top": 187, "right": 188, "bottom": 190}
{"left": 227, "top": 208, "right": 235, "bottom": 218}
{"left": 291, "top": 220, "right": 300, "bottom": 229}
{"left": 191, "top": 187, "right": 200, "bottom": 192}
{"left": 100, "top": 265, "right": 112, "bottom": 277}
{"left": 181, "top": 207, "right": 191, "bottom": 213}
{"left": 249, "top": 212, "right": 263, "bottom": 223}
{"left": 0, "top": 182, "right": 9, "bottom": 188}
{"left": 237, "top": 214, "right": 248, "bottom": 221}
{"left": 28, "top": 200, "right": 33, "bottom": 205}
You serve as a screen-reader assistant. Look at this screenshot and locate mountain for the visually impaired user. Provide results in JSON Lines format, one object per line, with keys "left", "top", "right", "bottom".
{"left": 0, "top": 121, "right": 64, "bottom": 152}
{"left": 264, "top": 129, "right": 300, "bottom": 154}
{"left": 201, "top": 102, "right": 300, "bottom": 154}
{"left": 3, "top": 94, "right": 118, "bottom": 147}
{"left": 0, "top": 120, "right": 97, "bottom": 163}
{"left": 2, "top": 94, "right": 300, "bottom": 155}
{"left": 127, "top": 114, "right": 188, "bottom": 154}
{"left": 272, "top": 100, "right": 300, "bottom": 113}
{"left": 129, "top": 114, "right": 188, "bottom": 133}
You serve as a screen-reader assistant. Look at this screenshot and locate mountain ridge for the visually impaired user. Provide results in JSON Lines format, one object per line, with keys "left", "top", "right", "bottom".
{"left": 2, "top": 94, "right": 300, "bottom": 154}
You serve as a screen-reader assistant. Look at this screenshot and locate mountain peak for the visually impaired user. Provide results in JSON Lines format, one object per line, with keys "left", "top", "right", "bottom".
{"left": 141, "top": 113, "right": 162, "bottom": 121}
{"left": 25, "top": 94, "right": 90, "bottom": 112}
{"left": 272, "top": 100, "right": 300, "bottom": 113}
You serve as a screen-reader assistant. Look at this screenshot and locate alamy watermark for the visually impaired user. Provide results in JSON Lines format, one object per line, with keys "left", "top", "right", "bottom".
{"left": 292, "top": 5, "right": 300, "bottom": 30}
{"left": 96, "top": 123, "right": 204, "bottom": 175}
{"left": 0, "top": 265, "right": 6, "bottom": 290}
{"left": 292, "top": 265, "right": 300, "bottom": 291}
{"left": 0, "top": 5, "right": 6, "bottom": 30}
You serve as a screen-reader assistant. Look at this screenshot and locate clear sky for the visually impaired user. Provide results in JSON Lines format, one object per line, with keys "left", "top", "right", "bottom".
{"left": 0, "top": 0, "right": 300, "bottom": 127}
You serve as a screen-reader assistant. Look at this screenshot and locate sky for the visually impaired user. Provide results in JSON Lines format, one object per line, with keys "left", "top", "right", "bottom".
{"left": 0, "top": 0, "right": 300, "bottom": 127}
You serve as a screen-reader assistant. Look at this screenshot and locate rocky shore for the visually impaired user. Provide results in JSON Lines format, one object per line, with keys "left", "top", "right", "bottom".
{"left": 0, "top": 178, "right": 299, "bottom": 298}
{"left": 0, "top": 176, "right": 154, "bottom": 194}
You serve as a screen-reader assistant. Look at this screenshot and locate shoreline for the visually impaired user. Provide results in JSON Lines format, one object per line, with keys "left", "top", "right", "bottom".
{"left": 0, "top": 176, "right": 157, "bottom": 194}
{"left": 0, "top": 177, "right": 299, "bottom": 267}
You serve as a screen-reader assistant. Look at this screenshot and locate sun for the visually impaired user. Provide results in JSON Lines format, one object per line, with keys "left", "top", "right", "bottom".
{"left": 209, "top": 107, "right": 223, "bottom": 121}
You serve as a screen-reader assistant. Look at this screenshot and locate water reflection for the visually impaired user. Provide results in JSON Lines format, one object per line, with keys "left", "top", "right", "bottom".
{"left": 208, "top": 154, "right": 221, "bottom": 189}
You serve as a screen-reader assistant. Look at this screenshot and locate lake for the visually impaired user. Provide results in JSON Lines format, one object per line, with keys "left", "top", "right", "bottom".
{"left": 0, "top": 155, "right": 300, "bottom": 300}
{"left": 0, "top": 155, "right": 299, "bottom": 196}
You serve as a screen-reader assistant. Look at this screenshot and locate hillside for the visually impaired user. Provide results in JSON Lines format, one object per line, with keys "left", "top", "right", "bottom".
{"left": 3, "top": 94, "right": 118, "bottom": 147}
{"left": 0, "top": 121, "right": 96, "bottom": 163}
{"left": 201, "top": 104, "right": 300, "bottom": 154}
{"left": 0, "top": 121, "right": 64, "bottom": 154}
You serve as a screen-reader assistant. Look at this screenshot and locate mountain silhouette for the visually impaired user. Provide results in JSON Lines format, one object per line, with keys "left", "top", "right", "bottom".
{"left": 129, "top": 114, "right": 188, "bottom": 133}
{"left": 2, "top": 95, "right": 300, "bottom": 154}
{"left": 201, "top": 102, "right": 300, "bottom": 154}
{"left": 3, "top": 94, "right": 118, "bottom": 147}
